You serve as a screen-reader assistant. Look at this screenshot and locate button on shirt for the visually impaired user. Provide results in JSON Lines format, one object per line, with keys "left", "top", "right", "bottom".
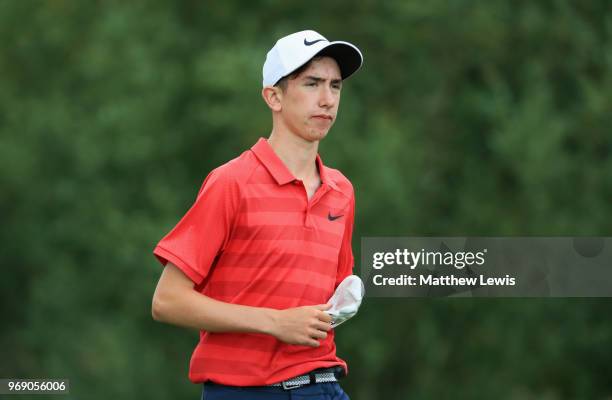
{"left": 153, "top": 138, "right": 355, "bottom": 386}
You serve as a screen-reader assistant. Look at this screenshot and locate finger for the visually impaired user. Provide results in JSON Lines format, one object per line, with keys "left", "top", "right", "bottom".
{"left": 310, "top": 329, "right": 328, "bottom": 340}
{"left": 314, "top": 321, "right": 332, "bottom": 332}
{"left": 316, "top": 311, "right": 333, "bottom": 323}
{"left": 303, "top": 338, "right": 320, "bottom": 347}
{"left": 313, "top": 303, "right": 332, "bottom": 311}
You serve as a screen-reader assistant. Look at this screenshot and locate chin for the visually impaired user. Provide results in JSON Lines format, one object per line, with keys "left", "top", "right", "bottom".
{"left": 303, "top": 129, "right": 329, "bottom": 142}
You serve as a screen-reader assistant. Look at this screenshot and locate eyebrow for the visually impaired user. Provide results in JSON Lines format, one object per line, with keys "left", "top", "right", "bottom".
{"left": 303, "top": 75, "right": 342, "bottom": 85}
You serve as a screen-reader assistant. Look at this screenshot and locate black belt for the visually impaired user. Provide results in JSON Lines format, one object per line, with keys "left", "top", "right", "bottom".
{"left": 270, "top": 367, "right": 344, "bottom": 390}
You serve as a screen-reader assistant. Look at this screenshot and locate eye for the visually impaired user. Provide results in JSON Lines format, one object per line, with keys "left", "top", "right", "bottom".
{"left": 306, "top": 81, "right": 317, "bottom": 87}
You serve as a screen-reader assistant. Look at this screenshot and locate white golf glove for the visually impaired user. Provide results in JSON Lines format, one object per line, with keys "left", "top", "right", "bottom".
{"left": 326, "top": 275, "right": 365, "bottom": 328}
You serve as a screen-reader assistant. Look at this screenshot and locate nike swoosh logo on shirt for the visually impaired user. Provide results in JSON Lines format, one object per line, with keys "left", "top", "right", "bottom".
{"left": 328, "top": 212, "right": 344, "bottom": 221}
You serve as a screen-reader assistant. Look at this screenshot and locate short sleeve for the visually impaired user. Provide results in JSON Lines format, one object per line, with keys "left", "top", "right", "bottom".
{"left": 153, "top": 168, "right": 241, "bottom": 285}
{"left": 335, "top": 193, "right": 355, "bottom": 287}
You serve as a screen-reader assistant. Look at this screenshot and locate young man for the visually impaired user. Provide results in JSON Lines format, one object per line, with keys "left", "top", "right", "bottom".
{"left": 151, "top": 30, "right": 363, "bottom": 400}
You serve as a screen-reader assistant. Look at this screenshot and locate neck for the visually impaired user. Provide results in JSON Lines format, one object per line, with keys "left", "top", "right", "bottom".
{"left": 267, "top": 130, "right": 319, "bottom": 181}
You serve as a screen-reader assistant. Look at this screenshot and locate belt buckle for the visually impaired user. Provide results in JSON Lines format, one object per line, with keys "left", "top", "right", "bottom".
{"left": 281, "top": 380, "right": 303, "bottom": 390}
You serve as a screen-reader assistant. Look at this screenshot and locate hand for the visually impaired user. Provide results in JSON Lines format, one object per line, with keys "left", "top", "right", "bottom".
{"left": 270, "top": 304, "right": 333, "bottom": 347}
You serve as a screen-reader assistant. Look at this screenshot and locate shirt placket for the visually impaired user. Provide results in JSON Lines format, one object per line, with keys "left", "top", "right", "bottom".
{"left": 293, "top": 180, "right": 330, "bottom": 228}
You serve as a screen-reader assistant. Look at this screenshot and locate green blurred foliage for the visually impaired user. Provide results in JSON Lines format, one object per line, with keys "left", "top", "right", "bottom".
{"left": 1, "top": 1, "right": 611, "bottom": 399}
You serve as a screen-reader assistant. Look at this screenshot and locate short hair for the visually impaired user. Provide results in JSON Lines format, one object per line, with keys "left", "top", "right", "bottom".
{"left": 274, "top": 56, "right": 324, "bottom": 92}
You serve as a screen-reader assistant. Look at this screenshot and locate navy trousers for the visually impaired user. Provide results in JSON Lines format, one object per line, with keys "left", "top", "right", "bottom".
{"left": 202, "top": 382, "right": 350, "bottom": 400}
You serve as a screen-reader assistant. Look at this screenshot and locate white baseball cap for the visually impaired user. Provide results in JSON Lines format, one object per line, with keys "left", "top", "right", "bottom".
{"left": 262, "top": 30, "right": 363, "bottom": 87}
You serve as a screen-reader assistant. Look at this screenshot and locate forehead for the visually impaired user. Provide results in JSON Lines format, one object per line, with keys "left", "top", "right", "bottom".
{"left": 298, "top": 56, "right": 341, "bottom": 79}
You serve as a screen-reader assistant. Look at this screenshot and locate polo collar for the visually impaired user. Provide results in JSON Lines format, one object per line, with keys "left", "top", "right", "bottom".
{"left": 316, "top": 153, "right": 340, "bottom": 191}
{"left": 251, "top": 138, "right": 340, "bottom": 191}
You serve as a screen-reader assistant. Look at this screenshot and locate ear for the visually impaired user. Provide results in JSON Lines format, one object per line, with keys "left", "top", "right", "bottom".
{"left": 261, "top": 86, "right": 283, "bottom": 112}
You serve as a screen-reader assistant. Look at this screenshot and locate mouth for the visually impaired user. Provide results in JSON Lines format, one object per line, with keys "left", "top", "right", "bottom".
{"left": 312, "top": 115, "right": 333, "bottom": 121}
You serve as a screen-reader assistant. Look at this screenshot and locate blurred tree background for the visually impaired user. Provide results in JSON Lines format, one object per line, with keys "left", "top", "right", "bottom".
{"left": 1, "top": 1, "right": 611, "bottom": 399}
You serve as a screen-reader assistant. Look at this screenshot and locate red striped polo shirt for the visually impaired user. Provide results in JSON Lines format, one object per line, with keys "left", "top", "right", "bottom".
{"left": 153, "top": 137, "right": 355, "bottom": 386}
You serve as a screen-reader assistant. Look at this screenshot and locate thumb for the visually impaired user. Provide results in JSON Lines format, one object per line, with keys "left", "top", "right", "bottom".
{"left": 313, "top": 303, "right": 332, "bottom": 311}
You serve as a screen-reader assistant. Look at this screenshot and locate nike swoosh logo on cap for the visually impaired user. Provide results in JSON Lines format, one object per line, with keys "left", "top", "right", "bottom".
{"left": 304, "top": 38, "right": 326, "bottom": 46}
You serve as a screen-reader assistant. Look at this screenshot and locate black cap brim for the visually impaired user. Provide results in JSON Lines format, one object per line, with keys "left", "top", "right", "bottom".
{"left": 315, "top": 41, "right": 363, "bottom": 81}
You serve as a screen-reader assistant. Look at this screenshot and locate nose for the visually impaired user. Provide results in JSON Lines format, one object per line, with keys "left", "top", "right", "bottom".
{"left": 318, "top": 85, "right": 336, "bottom": 109}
